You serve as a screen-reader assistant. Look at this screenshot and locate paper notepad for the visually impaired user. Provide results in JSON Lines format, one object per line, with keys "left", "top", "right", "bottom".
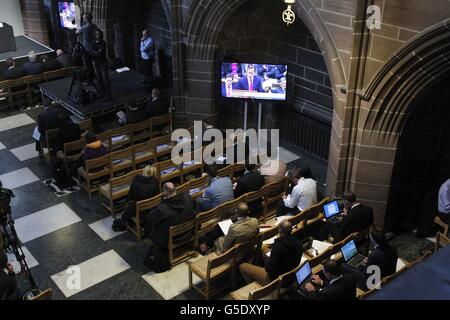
{"left": 112, "top": 135, "right": 125, "bottom": 142}
{"left": 161, "top": 167, "right": 177, "bottom": 175}
{"left": 157, "top": 144, "right": 169, "bottom": 152}
{"left": 189, "top": 188, "right": 201, "bottom": 196}
{"left": 116, "top": 67, "right": 130, "bottom": 73}
{"left": 275, "top": 215, "right": 291, "bottom": 226}
{"left": 312, "top": 240, "right": 332, "bottom": 254}
{"left": 32, "top": 126, "right": 41, "bottom": 141}
{"left": 263, "top": 236, "right": 277, "bottom": 246}
{"left": 218, "top": 219, "right": 233, "bottom": 235}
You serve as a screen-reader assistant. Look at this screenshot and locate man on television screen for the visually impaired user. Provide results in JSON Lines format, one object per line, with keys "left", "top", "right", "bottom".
{"left": 236, "top": 65, "right": 265, "bottom": 93}
{"left": 222, "top": 74, "right": 235, "bottom": 98}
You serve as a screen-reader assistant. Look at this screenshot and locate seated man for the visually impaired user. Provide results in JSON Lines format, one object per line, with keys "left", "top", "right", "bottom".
{"left": 438, "top": 178, "right": 450, "bottom": 225}
{"left": 56, "top": 49, "right": 72, "bottom": 68}
{"left": 277, "top": 167, "right": 317, "bottom": 217}
{"left": 40, "top": 54, "right": 62, "bottom": 72}
{"left": 23, "top": 51, "right": 45, "bottom": 75}
{"left": 144, "top": 182, "right": 195, "bottom": 250}
{"left": 0, "top": 252, "right": 20, "bottom": 300}
{"left": 196, "top": 164, "right": 234, "bottom": 212}
{"left": 235, "top": 162, "right": 265, "bottom": 217}
{"left": 36, "top": 100, "right": 61, "bottom": 155}
{"left": 236, "top": 65, "right": 265, "bottom": 93}
{"left": 3, "top": 57, "right": 25, "bottom": 80}
{"left": 343, "top": 225, "right": 397, "bottom": 290}
{"left": 239, "top": 220, "right": 302, "bottom": 285}
{"left": 124, "top": 89, "right": 170, "bottom": 125}
{"left": 215, "top": 203, "right": 259, "bottom": 254}
{"left": 320, "top": 191, "right": 374, "bottom": 243}
{"left": 305, "top": 259, "right": 356, "bottom": 300}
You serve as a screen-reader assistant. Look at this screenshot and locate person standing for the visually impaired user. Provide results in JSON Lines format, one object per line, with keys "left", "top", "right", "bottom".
{"left": 140, "top": 29, "right": 155, "bottom": 83}
{"left": 76, "top": 13, "right": 97, "bottom": 77}
{"left": 91, "top": 29, "right": 112, "bottom": 100}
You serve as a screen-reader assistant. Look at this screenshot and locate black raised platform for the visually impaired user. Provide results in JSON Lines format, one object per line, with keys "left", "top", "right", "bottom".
{"left": 40, "top": 70, "right": 149, "bottom": 119}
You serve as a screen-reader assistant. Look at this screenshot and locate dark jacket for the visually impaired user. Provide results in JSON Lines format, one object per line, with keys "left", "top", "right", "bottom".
{"left": 83, "top": 140, "right": 108, "bottom": 162}
{"left": 43, "top": 59, "right": 62, "bottom": 72}
{"left": 308, "top": 273, "right": 357, "bottom": 300}
{"left": 128, "top": 175, "right": 159, "bottom": 202}
{"left": 91, "top": 40, "right": 108, "bottom": 65}
{"left": 144, "top": 98, "right": 170, "bottom": 118}
{"left": 0, "top": 271, "right": 18, "bottom": 300}
{"left": 266, "top": 236, "right": 303, "bottom": 280}
{"left": 37, "top": 108, "right": 61, "bottom": 143}
{"left": 364, "top": 243, "right": 398, "bottom": 279}
{"left": 337, "top": 204, "right": 374, "bottom": 242}
{"left": 144, "top": 193, "right": 195, "bottom": 249}
{"left": 3, "top": 66, "right": 25, "bottom": 80}
{"left": 57, "top": 53, "right": 72, "bottom": 68}
{"left": 23, "top": 61, "right": 45, "bottom": 75}
{"left": 58, "top": 123, "right": 81, "bottom": 151}
{"left": 235, "top": 171, "right": 265, "bottom": 198}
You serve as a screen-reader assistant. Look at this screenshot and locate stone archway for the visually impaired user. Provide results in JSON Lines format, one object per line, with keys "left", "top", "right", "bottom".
{"left": 347, "top": 19, "right": 450, "bottom": 227}
{"left": 180, "top": 0, "right": 346, "bottom": 118}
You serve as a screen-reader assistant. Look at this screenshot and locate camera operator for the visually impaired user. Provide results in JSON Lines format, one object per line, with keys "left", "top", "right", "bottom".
{"left": 0, "top": 252, "right": 20, "bottom": 300}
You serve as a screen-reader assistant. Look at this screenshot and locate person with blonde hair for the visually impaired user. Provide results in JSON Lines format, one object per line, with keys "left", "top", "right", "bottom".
{"left": 113, "top": 165, "right": 160, "bottom": 231}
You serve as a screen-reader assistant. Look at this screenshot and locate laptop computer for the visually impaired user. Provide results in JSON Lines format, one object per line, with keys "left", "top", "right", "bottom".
{"left": 323, "top": 200, "right": 343, "bottom": 224}
{"left": 340, "top": 240, "right": 366, "bottom": 269}
{"left": 296, "top": 262, "right": 313, "bottom": 297}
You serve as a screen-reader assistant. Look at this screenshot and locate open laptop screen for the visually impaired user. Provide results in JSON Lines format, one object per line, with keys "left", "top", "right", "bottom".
{"left": 296, "top": 262, "right": 312, "bottom": 286}
{"left": 324, "top": 200, "right": 340, "bottom": 219}
{"left": 341, "top": 240, "right": 358, "bottom": 262}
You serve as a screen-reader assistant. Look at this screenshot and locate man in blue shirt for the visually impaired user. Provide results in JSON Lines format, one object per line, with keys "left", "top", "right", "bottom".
{"left": 196, "top": 164, "right": 234, "bottom": 212}
{"left": 438, "top": 179, "right": 450, "bottom": 224}
{"left": 76, "top": 13, "right": 97, "bottom": 77}
{"left": 140, "top": 29, "right": 155, "bottom": 82}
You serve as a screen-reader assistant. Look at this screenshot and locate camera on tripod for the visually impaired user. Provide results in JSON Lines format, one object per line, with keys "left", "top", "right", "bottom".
{"left": 0, "top": 181, "right": 37, "bottom": 291}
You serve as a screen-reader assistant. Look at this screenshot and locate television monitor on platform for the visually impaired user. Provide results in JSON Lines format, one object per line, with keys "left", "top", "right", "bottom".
{"left": 221, "top": 62, "right": 288, "bottom": 101}
{"left": 58, "top": 2, "right": 77, "bottom": 29}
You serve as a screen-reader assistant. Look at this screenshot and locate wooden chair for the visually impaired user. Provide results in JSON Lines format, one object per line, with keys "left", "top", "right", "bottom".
{"left": 263, "top": 177, "right": 289, "bottom": 221}
{"left": 105, "top": 126, "right": 131, "bottom": 151}
{"left": 154, "top": 134, "right": 174, "bottom": 161}
{"left": 309, "top": 247, "right": 332, "bottom": 269}
{"left": 221, "top": 195, "right": 247, "bottom": 220}
{"left": 158, "top": 159, "right": 183, "bottom": 189}
{"left": 109, "top": 147, "right": 134, "bottom": 178}
{"left": 130, "top": 119, "right": 152, "bottom": 144}
{"left": 303, "top": 198, "right": 329, "bottom": 227}
{"left": 188, "top": 247, "right": 236, "bottom": 300}
{"left": 133, "top": 140, "right": 156, "bottom": 169}
{"left": 277, "top": 263, "right": 302, "bottom": 298}
{"left": 56, "top": 138, "right": 85, "bottom": 183}
{"left": 77, "top": 154, "right": 110, "bottom": 198}
{"left": 31, "top": 288, "right": 53, "bottom": 300}
{"left": 99, "top": 169, "right": 142, "bottom": 215}
{"left": 217, "top": 164, "right": 234, "bottom": 180}
{"left": 168, "top": 219, "right": 197, "bottom": 266}
{"left": 434, "top": 216, "right": 449, "bottom": 236}
{"left": 188, "top": 175, "right": 209, "bottom": 200}
{"left": 41, "top": 128, "right": 60, "bottom": 161}
{"left": 245, "top": 187, "right": 268, "bottom": 222}
{"left": 25, "top": 74, "right": 46, "bottom": 106}
{"left": 133, "top": 194, "right": 163, "bottom": 241}
{"left": 257, "top": 225, "right": 279, "bottom": 253}
{"left": 181, "top": 155, "right": 203, "bottom": 182}
{"left": 435, "top": 232, "right": 450, "bottom": 252}
{"left": 194, "top": 206, "right": 223, "bottom": 247}
{"left": 231, "top": 278, "right": 280, "bottom": 300}
{"left": 176, "top": 181, "right": 191, "bottom": 195}
{"left": 234, "top": 233, "right": 261, "bottom": 266}
{"left": 2, "top": 78, "right": 28, "bottom": 109}
{"left": 151, "top": 113, "right": 172, "bottom": 138}
{"left": 78, "top": 119, "right": 93, "bottom": 137}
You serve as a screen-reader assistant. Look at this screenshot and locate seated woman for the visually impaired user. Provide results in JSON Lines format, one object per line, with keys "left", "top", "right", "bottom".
{"left": 113, "top": 165, "right": 160, "bottom": 231}
{"left": 83, "top": 131, "right": 108, "bottom": 164}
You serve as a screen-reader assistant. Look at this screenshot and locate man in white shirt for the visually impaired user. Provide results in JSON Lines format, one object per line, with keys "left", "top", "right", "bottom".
{"left": 277, "top": 167, "right": 317, "bottom": 217}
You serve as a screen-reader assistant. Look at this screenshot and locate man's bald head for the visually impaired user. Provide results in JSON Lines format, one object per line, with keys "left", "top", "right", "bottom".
{"left": 236, "top": 203, "right": 249, "bottom": 217}
{"left": 163, "top": 182, "right": 176, "bottom": 198}
{"left": 279, "top": 220, "right": 293, "bottom": 237}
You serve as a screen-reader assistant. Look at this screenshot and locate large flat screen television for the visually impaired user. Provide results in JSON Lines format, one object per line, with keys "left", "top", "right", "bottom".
{"left": 221, "top": 62, "right": 288, "bottom": 101}
{"left": 58, "top": 1, "right": 77, "bottom": 29}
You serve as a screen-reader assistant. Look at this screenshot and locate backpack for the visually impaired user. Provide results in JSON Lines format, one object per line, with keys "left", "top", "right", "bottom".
{"left": 144, "top": 241, "right": 170, "bottom": 273}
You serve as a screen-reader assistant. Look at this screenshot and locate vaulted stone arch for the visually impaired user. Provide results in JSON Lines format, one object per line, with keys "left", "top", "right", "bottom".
{"left": 347, "top": 18, "right": 450, "bottom": 226}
